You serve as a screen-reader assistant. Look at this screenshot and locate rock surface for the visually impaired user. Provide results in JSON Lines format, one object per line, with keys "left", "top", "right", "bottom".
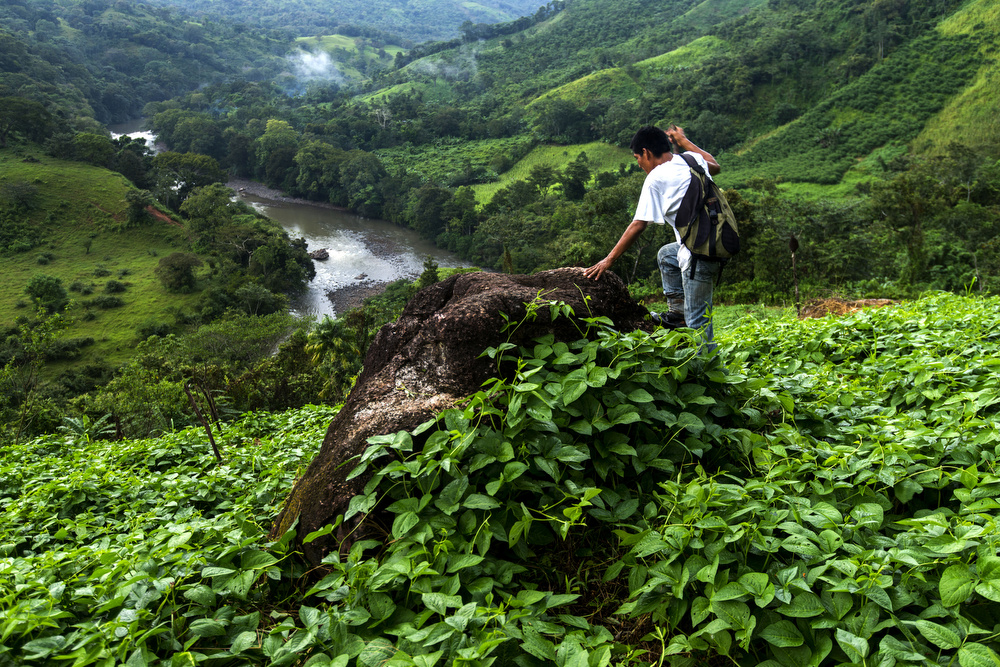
{"left": 270, "top": 267, "right": 651, "bottom": 564}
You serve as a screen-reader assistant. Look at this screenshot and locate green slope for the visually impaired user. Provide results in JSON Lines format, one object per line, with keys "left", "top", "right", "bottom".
{"left": 0, "top": 150, "right": 203, "bottom": 369}
{"left": 914, "top": 0, "right": 1000, "bottom": 154}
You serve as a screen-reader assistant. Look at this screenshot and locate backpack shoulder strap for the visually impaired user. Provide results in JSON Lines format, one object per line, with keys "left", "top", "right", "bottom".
{"left": 677, "top": 152, "right": 707, "bottom": 178}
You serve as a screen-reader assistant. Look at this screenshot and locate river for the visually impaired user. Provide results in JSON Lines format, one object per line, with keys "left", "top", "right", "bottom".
{"left": 106, "top": 120, "right": 473, "bottom": 320}
{"left": 229, "top": 179, "right": 473, "bottom": 319}
{"left": 107, "top": 118, "right": 161, "bottom": 153}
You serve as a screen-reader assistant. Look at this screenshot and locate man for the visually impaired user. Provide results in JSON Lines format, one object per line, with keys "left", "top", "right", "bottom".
{"left": 583, "top": 124, "right": 722, "bottom": 350}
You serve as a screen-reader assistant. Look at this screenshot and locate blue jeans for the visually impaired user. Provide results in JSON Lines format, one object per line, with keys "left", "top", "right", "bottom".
{"left": 657, "top": 242, "right": 720, "bottom": 351}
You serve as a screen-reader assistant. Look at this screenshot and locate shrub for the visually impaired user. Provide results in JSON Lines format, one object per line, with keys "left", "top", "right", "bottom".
{"left": 89, "top": 295, "right": 124, "bottom": 309}
{"left": 68, "top": 281, "right": 94, "bottom": 295}
{"left": 155, "top": 252, "right": 203, "bottom": 292}
{"left": 43, "top": 336, "right": 95, "bottom": 361}
{"left": 136, "top": 320, "right": 171, "bottom": 340}
{"left": 93, "top": 266, "right": 111, "bottom": 277}
{"left": 104, "top": 280, "right": 127, "bottom": 294}
{"left": 24, "top": 274, "right": 68, "bottom": 313}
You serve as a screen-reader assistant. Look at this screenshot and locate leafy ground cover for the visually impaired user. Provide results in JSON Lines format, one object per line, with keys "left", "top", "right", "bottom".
{"left": 3, "top": 292, "right": 1000, "bottom": 665}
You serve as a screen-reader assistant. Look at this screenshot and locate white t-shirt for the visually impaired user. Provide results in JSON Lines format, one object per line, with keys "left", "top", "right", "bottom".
{"left": 633, "top": 151, "right": 712, "bottom": 270}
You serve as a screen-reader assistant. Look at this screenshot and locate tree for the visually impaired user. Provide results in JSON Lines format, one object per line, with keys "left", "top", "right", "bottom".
{"left": 0, "top": 308, "right": 66, "bottom": 444}
{"left": 340, "top": 150, "right": 388, "bottom": 217}
{"left": 528, "top": 164, "right": 557, "bottom": 196}
{"left": 152, "top": 152, "right": 226, "bottom": 207}
{"left": 72, "top": 132, "right": 115, "bottom": 167}
{"left": 154, "top": 252, "right": 203, "bottom": 292}
{"left": 24, "top": 274, "right": 68, "bottom": 313}
{"left": 405, "top": 183, "right": 452, "bottom": 239}
{"left": 125, "top": 189, "right": 153, "bottom": 226}
{"left": 560, "top": 152, "right": 591, "bottom": 201}
{"left": 0, "top": 97, "right": 54, "bottom": 147}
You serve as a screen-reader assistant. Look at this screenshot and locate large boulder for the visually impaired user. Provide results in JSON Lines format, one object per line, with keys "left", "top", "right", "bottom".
{"left": 270, "top": 267, "right": 651, "bottom": 564}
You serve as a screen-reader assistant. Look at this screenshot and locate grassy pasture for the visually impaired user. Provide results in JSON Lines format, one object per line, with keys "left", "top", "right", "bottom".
{"left": 470, "top": 141, "right": 632, "bottom": 204}
{"left": 294, "top": 34, "right": 405, "bottom": 56}
{"left": 376, "top": 135, "right": 534, "bottom": 185}
{"left": 635, "top": 34, "right": 729, "bottom": 72}
{"left": 0, "top": 150, "right": 203, "bottom": 369}
{"left": 913, "top": 0, "right": 1000, "bottom": 154}
{"left": 529, "top": 68, "right": 643, "bottom": 109}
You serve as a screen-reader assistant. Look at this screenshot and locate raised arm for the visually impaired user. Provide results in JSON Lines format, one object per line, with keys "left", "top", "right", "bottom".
{"left": 667, "top": 124, "right": 720, "bottom": 176}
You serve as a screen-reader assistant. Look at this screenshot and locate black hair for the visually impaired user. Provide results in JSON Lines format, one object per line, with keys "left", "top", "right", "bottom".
{"left": 630, "top": 126, "right": 671, "bottom": 157}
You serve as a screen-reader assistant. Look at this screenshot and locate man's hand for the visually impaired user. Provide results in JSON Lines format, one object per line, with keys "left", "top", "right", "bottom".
{"left": 666, "top": 124, "right": 687, "bottom": 146}
{"left": 583, "top": 257, "right": 614, "bottom": 281}
{"left": 667, "top": 123, "right": 720, "bottom": 175}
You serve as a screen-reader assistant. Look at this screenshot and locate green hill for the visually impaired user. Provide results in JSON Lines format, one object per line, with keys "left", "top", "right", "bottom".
{"left": 142, "top": 0, "right": 545, "bottom": 42}
{"left": 0, "top": 149, "right": 203, "bottom": 368}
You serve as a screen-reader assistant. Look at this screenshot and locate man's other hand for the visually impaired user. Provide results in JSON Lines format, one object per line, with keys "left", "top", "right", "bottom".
{"left": 583, "top": 258, "right": 613, "bottom": 281}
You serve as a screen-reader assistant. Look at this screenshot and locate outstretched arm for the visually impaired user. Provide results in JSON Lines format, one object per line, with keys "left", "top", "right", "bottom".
{"left": 667, "top": 125, "right": 720, "bottom": 176}
{"left": 583, "top": 219, "right": 648, "bottom": 281}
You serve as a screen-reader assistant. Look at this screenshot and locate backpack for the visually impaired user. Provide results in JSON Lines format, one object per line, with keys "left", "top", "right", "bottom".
{"left": 674, "top": 153, "right": 740, "bottom": 268}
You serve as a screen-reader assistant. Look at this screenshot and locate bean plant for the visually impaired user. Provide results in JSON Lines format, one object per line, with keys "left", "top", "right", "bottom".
{"left": 3, "top": 292, "right": 1000, "bottom": 666}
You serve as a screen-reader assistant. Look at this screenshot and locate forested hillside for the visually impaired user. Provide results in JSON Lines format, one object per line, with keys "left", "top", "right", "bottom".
{"left": 0, "top": 0, "right": 285, "bottom": 125}
{"left": 5, "top": 1, "right": 1000, "bottom": 665}
{"left": 144, "top": 0, "right": 546, "bottom": 43}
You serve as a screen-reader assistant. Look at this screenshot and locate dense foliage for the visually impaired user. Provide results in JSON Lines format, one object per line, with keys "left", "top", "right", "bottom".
{"left": 0, "top": 0, "right": 286, "bottom": 126}
{"left": 143, "top": 0, "right": 545, "bottom": 44}
{"left": 4, "top": 293, "right": 1000, "bottom": 665}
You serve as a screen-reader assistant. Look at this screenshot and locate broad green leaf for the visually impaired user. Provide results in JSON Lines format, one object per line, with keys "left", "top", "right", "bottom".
{"left": 241, "top": 550, "right": 279, "bottom": 570}
{"left": 835, "top": 628, "right": 869, "bottom": 663}
{"left": 303, "top": 523, "right": 336, "bottom": 544}
{"left": 712, "top": 600, "right": 751, "bottom": 630}
{"left": 914, "top": 620, "right": 961, "bottom": 649}
{"left": 521, "top": 626, "right": 557, "bottom": 661}
{"left": 779, "top": 592, "right": 825, "bottom": 618}
{"left": 677, "top": 412, "right": 705, "bottom": 435}
{"left": 447, "top": 554, "right": 484, "bottom": 573}
{"left": 463, "top": 494, "right": 500, "bottom": 510}
{"left": 711, "top": 583, "right": 748, "bottom": 603}
{"left": 392, "top": 511, "right": 420, "bottom": 538}
{"left": 940, "top": 564, "right": 975, "bottom": 606}
{"left": 189, "top": 618, "right": 227, "bottom": 637}
{"left": 759, "top": 620, "right": 804, "bottom": 648}
{"left": 183, "top": 584, "right": 215, "bottom": 607}
{"left": 202, "top": 566, "right": 236, "bottom": 578}
{"left": 422, "top": 592, "right": 461, "bottom": 615}
{"left": 627, "top": 388, "right": 654, "bottom": 403}
{"left": 958, "top": 642, "right": 1000, "bottom": 667}
{"left": 849, "top": 504, "right": 884, "bottom": 530}
{"left": 358, "top": 638, "right": 395, "bottom": 667}
{"left": 230, "top": 630, "right": 258, "bottom": 654}
{"left": 864, "top": 585, "right": 893, "bottom": 611}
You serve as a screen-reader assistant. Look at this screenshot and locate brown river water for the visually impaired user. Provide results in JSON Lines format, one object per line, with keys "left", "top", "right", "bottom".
{"left": 108, "top": 121, "right": 471, "bottom": 319}
{"left": 228, "top": 179, "right": 472, "bottom": 319}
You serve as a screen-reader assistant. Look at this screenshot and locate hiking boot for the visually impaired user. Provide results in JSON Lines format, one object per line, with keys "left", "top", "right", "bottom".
{"left": 650, "top": 311, "right": 686, "bottom": 329}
